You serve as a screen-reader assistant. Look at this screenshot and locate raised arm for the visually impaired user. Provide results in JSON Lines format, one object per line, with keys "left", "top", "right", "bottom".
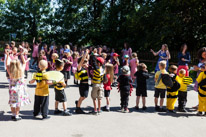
{"left": 33, "top": 37, "right": 35, "bottom": 44}
{"left": 150, "top": 49, "right": 161, "bottom": 56}
{"left": 77, "top": 49, "right": 89, "bottom": 71}
{"left": 5, "top": 51, "right": 11, "bottom": 77}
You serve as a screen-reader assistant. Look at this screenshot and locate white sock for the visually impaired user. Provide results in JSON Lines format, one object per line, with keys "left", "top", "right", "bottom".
{"left": 15, "top": 115, "right": 19, "bottom": 118}
{"left": 106, "top": 105, "right": 109, "bottom": 109}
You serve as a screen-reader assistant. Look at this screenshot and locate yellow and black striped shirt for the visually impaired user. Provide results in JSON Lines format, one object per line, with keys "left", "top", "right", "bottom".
{"left": 77, "top": 68, "right": 88, "bottom": 83}
{"left": 91, "top": 55, "right": 105, "bottom": 84}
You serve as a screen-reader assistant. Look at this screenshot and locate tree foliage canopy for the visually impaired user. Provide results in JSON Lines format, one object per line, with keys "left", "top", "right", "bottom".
{"left": 0, "top": 0, "right": 205, "bottom": 51}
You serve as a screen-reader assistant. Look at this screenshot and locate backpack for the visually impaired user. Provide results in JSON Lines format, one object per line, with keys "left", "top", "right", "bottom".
{"left": 161, "top": 74, "right": 173, "bottom": 87}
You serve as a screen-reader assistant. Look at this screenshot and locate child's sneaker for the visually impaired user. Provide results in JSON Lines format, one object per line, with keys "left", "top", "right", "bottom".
{"left": 63, "top": 110, "right": 72, "bottom": 116}
{"left": 102, "top": 106, "right": 110, "bottom": 112}
{"left": 167, "top": 109, "right": 176, "bottom": 113}
{"left": 54, "top": 109, "right": 62, "bottom": 115}
{"left": 179, "top": 108, "right": 187, "bottom": 112}
{"left": 90, "top": 110, "right": 98, "bottom": 115}
{"left": 155, "top": 106, "right": 160, "bottom": 111}
{"left": 124, "top": 108, "right": 129, "bottom": 113}
{"left": 142, "top": 106, "right": 147, "bottom": 111}
{"left": 196, "top": 111, "right": 203, "bottom": 116}
{"left": 42, "top": 116, "right": 51, "bottom": 120}
{"left": 98, "top": 110, "right": 102, "bottom": 114}
{"left": 159, "top": 108, "right": 166, "bottom": 112}
{"left": 134, "top": 106, "right": 139, "bottom": 110}
{"left": 121, "top": 108, "right": 124, "bottom": 113}
{"left": 75, "top": 108, "right": 86, "bottom": 114}
{"left": 14, "top": 116, "right": 22, "bottom": 121}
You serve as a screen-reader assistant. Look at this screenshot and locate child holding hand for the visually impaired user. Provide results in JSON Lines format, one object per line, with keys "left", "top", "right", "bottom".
{"left": 29, "top": 60, "right": 53, "bottom": 120}
{"left": 176, "top": 69, "right": 193, "bottom": 112}
{"left": 53, "top": 59, "right": 72, "bottom": 116}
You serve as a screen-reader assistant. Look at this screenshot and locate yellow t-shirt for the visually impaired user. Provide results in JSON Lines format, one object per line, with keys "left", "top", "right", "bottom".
{"left": 35, "top": 71, "right": 49, "bottom": 96}
{"left": 155, "top": 69, "right": 168, "bottom": 89}
{"left": 176, "top": 75, "right": 187, "bottom": 92}
{"left": 196, "top": 72, "right": 206, "bottom": 96}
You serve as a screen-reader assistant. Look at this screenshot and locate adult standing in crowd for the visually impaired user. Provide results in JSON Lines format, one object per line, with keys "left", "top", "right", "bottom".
{"left": 177, "top": 44, "right": 191, "bottom": 76}
{"left": 121, "top": 42, "right": 132, "bottom": 61}
{"left": 150, "top": 44, "right": 171, "bottom": 72}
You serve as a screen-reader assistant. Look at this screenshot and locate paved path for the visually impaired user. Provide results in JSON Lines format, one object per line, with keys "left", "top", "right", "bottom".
{"left": 0, "top": 62, "right": 205, "bottom": 137}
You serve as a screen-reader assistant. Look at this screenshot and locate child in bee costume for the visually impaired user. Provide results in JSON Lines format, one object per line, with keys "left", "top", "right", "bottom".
{"left": 176, "top": 69, "right": 193, "bottom": 112}
{"left": 29, "top": 60, "right": 53, "bottom": 120}
{"left": 196, "top": 67, "right": 206, "bottom": 116}
{"left": 166, "top": 65, "right": 180, "bottom": 113}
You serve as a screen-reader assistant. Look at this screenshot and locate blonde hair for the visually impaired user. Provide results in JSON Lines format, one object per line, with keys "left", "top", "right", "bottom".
{"left": 179, "top": 69, "right": 186, "bottom": 75}
{"left": 169, "top": 65, "right": 177, "bottom": 73}
{"left": 102, "top": 53, "right": 107, "bottom": 59}
{"left": 132, "top": 53, "right": 138, "bottom": 58}
{"left": 159, "top": 60, "right": 166, "bottom": 69}
{"left": 39, "top": 60, "right": 48, "bottom": 70}
{"left": 64, "top": 44, "right": 70, "bottom": 49}
{"left": 105, "top": 64, "right": 114, "bottom": 83}
{"left": 163, "top": 44, "right": 168, "bottom": 51}
{"left": 9, "top": 59, "right": 22, "bottom": 79}
{"left": 52, "top": 53, "right": 59, "bottom": 59}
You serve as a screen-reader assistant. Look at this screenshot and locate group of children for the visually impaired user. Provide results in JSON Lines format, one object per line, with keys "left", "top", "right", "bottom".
{"left": 2, "top": 40, "right": 206, "bottom": 121}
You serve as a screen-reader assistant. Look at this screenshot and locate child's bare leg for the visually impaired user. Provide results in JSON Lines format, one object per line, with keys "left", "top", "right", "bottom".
{"left": 155, "top": 97, "right": 158, "bottom": 106}
{"left": 55, "top": 101, "right": 59, "bottom": 110}
{"left": 136, "top": 96, "right": 140, "bottom": 107}
{"left": 77, "top": 97, "right": 85, "bottom": 107}
{"left": 98, "top": 99, "right": 101, "bottom": 111}
{"left": 106, "top": 97, "right": 110, "bottom": 106}
{"left": 15, "top": 107, "right": 20, "bottom": 116}
{"left": 93, "top": 99, "right": 97, "bottom": 111}
{"left": 62, "top": 102, "right": 67, "bottom": 111}
{"left": 142, "top": 97, "right": 146, "bottom": 107}
{"left": 160, "top": 98, "right": 164, "bottom": 107}
{"left": 11, "top": 107, "right": 15, "bottom": 116}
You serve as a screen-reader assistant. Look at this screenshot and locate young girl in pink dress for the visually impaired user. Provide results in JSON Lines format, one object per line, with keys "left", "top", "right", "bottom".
{"left": 23, "top": 49, "right": 30, "bottom": 79}
{"left": 130, "top": 53, "right": 139, "bottom": 84}
{"left": 72, "top": 51, "right": 79, "bottom": 84}
{"left": 32, "top": 37, "right": 39, "bottom": 68}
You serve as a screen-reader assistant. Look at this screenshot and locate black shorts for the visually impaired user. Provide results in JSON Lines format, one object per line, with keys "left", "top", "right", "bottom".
{"left": 6, "top": 70, "right": 9, "bottom": 78}
{"left": 54, "top": 88, "right": 67, "bottom": 102}
{"left": 154, "top": 88, "right": 166, "bottom": 98}
{"left": 104, "top": 90, "right": 111, "bottom": 97}
{"left": 79, "top": 83, "right": 89, "bottom": 98}
{"left": 136, "top": 89, "right": 147, "bottom": 97}
{"left": 62, "top": 71, "right": 71, "bottom": 80}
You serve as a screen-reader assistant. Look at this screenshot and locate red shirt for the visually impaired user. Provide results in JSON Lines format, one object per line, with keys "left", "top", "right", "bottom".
{"left": 104, "top": 74, "right": 112, "bottom": 90}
